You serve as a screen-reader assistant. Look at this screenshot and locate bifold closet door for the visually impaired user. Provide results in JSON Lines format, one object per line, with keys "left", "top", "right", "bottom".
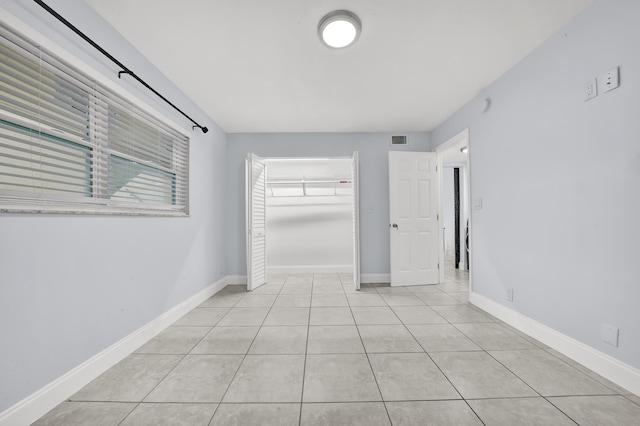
{"left": 352, "top": 151, "right": 361, "bottom": 290}
{"left": 246, "top": 153, "right": 267, "bottom": 291}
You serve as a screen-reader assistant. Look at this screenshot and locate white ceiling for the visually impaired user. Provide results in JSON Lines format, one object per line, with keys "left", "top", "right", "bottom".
{"left": 85, "top": 0, "right": 594, "bottom": 134}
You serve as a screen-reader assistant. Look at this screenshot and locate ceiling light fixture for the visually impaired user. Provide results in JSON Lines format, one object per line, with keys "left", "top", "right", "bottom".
{"left": 318, "top": 10, "right": 361, "bottom": 49}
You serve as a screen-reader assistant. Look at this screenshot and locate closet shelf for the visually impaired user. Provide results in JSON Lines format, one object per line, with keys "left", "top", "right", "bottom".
{"left": 267, "top": 179, "right": 352, "bottom": 185}
{"left": 266, "top": 178, "right": 352, "bottom": 197}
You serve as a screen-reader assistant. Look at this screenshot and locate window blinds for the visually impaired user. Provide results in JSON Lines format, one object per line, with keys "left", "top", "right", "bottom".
{"left": 0, "top": 23, "right": 189, "bottom": 215}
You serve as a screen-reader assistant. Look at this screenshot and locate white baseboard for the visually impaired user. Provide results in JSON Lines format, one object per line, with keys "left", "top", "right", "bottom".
{"left": 361, "top": 273, "right": 390, "bottom": 284}
{"left": 225, "top": 275, "right": 247, "bottom": 285}
{"left": 226, "top": 273, "right": 390, "bottom": 286}
{"left": 267, "top": 265, "right": 352, "bottom": 274}
{"left": 470, "top": 292, "right": 640, "bottom": 396}
{"left": 0, "top": 277, "right": 229, "bottom": 426}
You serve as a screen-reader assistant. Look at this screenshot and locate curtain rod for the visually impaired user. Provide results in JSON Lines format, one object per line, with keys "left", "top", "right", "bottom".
{"left": 33, "top": 0, "right": 209, "bottom": 134}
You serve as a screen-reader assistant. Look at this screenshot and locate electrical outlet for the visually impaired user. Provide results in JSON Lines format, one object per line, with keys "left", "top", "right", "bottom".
{"left": 506, "top": 288, "right": 514, "bottom": 302}
{"left": 584, "top": 78, "right": 597, "bottom": 101}
{"left": 602, "top": 324, "right": 619, "bottom": 347}
{"left": 600, "top": 67, "right": 619, "bottom": 93}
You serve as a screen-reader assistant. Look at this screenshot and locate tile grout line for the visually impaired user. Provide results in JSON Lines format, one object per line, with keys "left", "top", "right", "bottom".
{"left": 199, "top": 291, "right": 247, "bottom": 424}
{"left": 391, "top": 274, "right": 486, "bottom": 425}
{"left": 112, "top": 304, "right": 232, "bottom": 425}
{"left": 204, "top": 273, "right": 286, "bottom": 420}
{"left": 174, "top": 286, "right": 249, "bottom": 423}
{"left": 97, "top": 288, "right": 251, "bottom": 424}
{"left": 350, "top": 282, "right": 395, "bottom": 425}
{"left": 42, "top": 269, "right": 639, "bottom": 425}
{"left": 132, "top": 306, "right": 233, "bottom": 425}
{"left": 297, "top": 273, "right": 317, "bottom": 426}
{"left": 542, "top": 396, "right": 583, "bottom": 425}
{"left": 432, "top": 270, "right": 488, "bottom": 426}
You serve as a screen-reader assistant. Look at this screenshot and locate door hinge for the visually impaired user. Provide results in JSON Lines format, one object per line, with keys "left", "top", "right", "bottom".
{"left": 437, "top": 214, "right": 439, "bottom": 221}
{"left": 437, "top": 263, "right": 440, "bottom": 269}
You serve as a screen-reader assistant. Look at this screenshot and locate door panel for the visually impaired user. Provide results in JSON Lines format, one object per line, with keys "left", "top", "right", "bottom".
{"left": 398, "top": 231, "right": 412, "bottom": 271}
{"left": 418, "top": 180, "right": 431, "bottom": 217}
{"left": 398, "top": 180, "right": 411, "bottom": 217}
{"left": 246, "top": 153, "right": 267, "bottom": 291}
{"left": 389, "top": 151, "right": 440, "bottom": 286}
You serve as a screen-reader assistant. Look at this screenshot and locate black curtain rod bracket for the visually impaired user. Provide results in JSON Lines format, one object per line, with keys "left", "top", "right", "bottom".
{"left": 33, "top": 0, "right": 209, "bottom": 134}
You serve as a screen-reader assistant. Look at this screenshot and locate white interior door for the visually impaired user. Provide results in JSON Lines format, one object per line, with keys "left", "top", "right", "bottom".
{"left": 246, "top": 153, "right": 267, "bottom": 291}
{"left": 389, "top": 151, "right": 440, "bottom": 286}
{"left": 352, "top": 151, "right": 361, "bottom": 290}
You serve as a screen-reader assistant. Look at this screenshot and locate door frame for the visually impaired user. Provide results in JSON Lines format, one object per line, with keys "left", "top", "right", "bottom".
{"left": 247, "top": 155, "right": 361, "bottom": 289}
{"left": 435, "top": 129, "right": 472, "bottom": 290}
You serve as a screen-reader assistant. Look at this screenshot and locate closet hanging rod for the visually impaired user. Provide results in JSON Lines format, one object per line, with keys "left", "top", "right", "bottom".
{"left": 267, "top": 194, "right": 352, "bottom": 198}
{"left": 33, "top": 0, "right": 209, "bottom": 134}
{"left": 268, "top": 179, "right": 352, "bottom": 185}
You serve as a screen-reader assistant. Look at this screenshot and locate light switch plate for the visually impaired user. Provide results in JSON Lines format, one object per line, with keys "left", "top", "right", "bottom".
{"left": 472, "top": 198, "right": 483, "bottom": 210}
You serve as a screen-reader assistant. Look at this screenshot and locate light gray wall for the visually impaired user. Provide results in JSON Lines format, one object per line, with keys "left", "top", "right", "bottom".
{"left": 267, "top": 196, "right": 353, "bottom": 271}
{"left": 227, "top": 132, "right": 430, "bottom": 276}
{"left": 0, "top": 0, "right": 227, "bottom": 411}
{"left": 431, "top": 0, "right": 640, "bottom": 369}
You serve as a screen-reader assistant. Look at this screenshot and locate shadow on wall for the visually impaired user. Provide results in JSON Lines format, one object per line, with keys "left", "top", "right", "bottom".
{"left": 268, "top": 210, "right": 350, "bottom": 225}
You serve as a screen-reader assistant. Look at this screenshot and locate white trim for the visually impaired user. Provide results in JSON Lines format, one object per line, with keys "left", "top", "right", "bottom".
{"left": 226, "top": 273, "right": 388, "bottom": 284}
{"left": 225, "top": 282, "right": 247, "bottom": 288}
{"left": 435, "top": 129, "right": 470, "bottom": 153}
{"left": 225, "top": 275, "right": 248, "bottom": 285}
{"left": 352, "top": 151, "right": 361, "bottom": 290}
{"left": 0, "top": 8, "right": 191, "bottom": 136}
{"left": 227, "top": 273, "right": 389, "bottom": 284}
{"left": 435, "top": 128, "right": 472, "bottom": 289}
{"left": 267, "top": 265, "right": 353, "bottom": 274}
{"left": 0, "top": 277, "right": 228, "bottom": 426}
{"left": 361, "top": 273, "right": 390, "bottom": 284}
{"left": 470, "top": 292, "right": 640, "bottom": 396}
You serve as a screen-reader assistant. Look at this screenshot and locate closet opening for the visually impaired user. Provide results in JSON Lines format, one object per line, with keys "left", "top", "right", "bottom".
{"left": 246, "top": 154, "right": 360, "bottom": 291}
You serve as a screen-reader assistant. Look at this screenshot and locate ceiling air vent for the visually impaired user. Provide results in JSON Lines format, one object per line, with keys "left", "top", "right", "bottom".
{"left": 391, "top": 135, "right": 407, "bottom": 145}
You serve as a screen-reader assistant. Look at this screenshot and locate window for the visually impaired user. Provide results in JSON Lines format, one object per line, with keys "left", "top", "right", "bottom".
{"left": 0, "top": 23, "right": 189, "bottom": 215}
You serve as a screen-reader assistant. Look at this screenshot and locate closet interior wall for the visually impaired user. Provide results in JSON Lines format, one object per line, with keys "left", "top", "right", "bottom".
{"left": 265, "top": 158, "right": 354, "bottom": 274}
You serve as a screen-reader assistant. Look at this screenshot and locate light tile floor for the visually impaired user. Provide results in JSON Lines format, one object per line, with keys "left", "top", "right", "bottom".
{"left": 34, "top": 269, "right": 640, "bottom": 425}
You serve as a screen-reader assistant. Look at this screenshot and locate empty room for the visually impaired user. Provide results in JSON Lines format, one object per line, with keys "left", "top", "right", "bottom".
{"left": 1, "top": 0, "right": 639, "bottom": 425}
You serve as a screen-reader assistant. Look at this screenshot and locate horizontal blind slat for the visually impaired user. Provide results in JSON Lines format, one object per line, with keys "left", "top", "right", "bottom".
{"left": 0, "top": 22, "right": 189, "bottom": 215}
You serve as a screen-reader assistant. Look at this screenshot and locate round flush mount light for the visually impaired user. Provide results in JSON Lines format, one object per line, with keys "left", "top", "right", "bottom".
{"left": 318, "top": 10, "right": 361, "bottom": 48}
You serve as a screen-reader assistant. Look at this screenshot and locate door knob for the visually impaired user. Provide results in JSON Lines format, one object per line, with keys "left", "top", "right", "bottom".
{"left": 392, "top": 223, "right": 398, "bottom": 229}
